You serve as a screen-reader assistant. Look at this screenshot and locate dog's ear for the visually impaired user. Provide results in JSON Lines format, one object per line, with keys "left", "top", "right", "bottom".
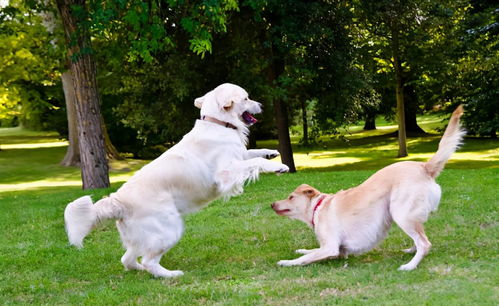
{"left": 194, "top": 96, "right": 204, "bottom": 109}
{"left": 223, "top": 100, "right": 234, "bottom": 111}
{"left": 302, "top": 188, "right": 319, "bottom": 198}
{"left": 297, "top": 184, "right": 319, "bottom": 198}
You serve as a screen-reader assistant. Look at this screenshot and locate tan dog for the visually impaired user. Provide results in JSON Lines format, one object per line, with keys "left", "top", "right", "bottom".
{"left": 272, "top": 105, "right": 465, "bottom": 271}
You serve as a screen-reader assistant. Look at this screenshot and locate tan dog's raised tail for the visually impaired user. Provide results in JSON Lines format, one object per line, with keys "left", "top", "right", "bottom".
{"left": 272, "top": 105, "right": 465, "bottom": 271}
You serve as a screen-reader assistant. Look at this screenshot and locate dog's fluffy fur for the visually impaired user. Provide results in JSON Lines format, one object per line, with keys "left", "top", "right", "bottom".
{"left": 272, "top": 105, "right": 465, "bottom": 271}
{"left": 65, "top": 83, "right": 289, "bottom": 277}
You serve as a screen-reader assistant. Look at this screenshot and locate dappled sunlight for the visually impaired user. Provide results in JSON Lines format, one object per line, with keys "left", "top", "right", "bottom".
{"left": 291, "top": 152, "right": 364, "bottom": 169}
{"left": 0, "top": 179, "right": 83, "bottom": 191}
{"left": 1, "top": 141, "right": 68, "bottom": 149}
{"left": 365, "top": 144, "right": 399, "bottom": 151}
{"left": 1, "top": 126, "right": 496, "bottom": 193}
{"left": 0, "top": 171, "right": 137, "bottom": 192}
{"left": 399, "top": 151, "right": 499, "bottom": 163}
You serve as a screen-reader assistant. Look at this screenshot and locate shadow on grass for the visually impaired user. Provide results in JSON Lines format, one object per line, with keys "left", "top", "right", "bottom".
{"left": 1, "top": 128, "right": 497, "bottom": 191}
{"left": 0, "top": 145, "right": 146, "bottom": 187}
{"left": 0, "top": 146, "right": 76, "bottom": 184}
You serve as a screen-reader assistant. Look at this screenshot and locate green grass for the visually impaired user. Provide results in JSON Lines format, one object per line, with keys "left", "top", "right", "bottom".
{"left": 0, "top": 121, "right": 498, "bottom": 305}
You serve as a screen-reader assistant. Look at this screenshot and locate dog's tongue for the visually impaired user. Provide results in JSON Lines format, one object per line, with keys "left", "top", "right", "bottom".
{"left": 242, "top": 111, "right": 258, "bottom": 125}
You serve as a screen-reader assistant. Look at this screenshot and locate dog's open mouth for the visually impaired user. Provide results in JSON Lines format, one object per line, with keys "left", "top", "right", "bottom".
{"left": 274, "top": 208, "right": 291, "bottom": 215}
{"left": 242, "top": 111, "right": 258, "bottom": 125}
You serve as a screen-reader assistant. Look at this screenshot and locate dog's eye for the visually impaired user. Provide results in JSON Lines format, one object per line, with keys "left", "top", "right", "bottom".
{"left": 288, "top": 196, "right": 294, "bottom": 200}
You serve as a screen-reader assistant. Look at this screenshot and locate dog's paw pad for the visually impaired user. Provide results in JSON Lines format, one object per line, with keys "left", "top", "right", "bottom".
{"left": 265, "top": 151, "right": 280, "bottom": 159}
{"left": 275, "top": 165, "right": 289, "bottom": 174}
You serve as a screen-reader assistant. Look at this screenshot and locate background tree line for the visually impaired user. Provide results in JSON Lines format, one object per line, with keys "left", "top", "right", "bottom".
{"left": 0, "top": 0, "right": 497, "bottom": 188}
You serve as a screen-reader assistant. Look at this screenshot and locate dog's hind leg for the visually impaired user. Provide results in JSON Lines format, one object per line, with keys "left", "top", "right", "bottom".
{"left": 278, "top": 246, "right": 339, "bottom": 266}
{"left": 395, "top": 219, "right": 432, "bottom": 271}
{"left": 142, "top": 251, "right": 183, "bottom": 278}
{"left": 121, "top": 247, "right": 144, "bottom": 271}
{"left": 139, "top": 210, "right": 185, "bottom": 278}
{"left": 402, "top": 246, "right": 417, "bottom": 253}
{"left": 295, "top": 248, "right": 319, "bottom": 255}
{"left": 117, "top": 220, "right": 144, "bottom": 271}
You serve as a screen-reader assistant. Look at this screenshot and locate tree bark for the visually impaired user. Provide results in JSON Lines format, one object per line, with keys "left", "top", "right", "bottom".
{"left": 274, "top": 98, "right": 296, "bottom": 172}
{"left": 300, "top": 98, "right": 309, "bottom": 146}
{"left": 60, "top": 70, "right": 122, "bottom": 165}
{"left": 266, "top": 47, "right": 296, "bottom": 172}
{"left": 56, "top": 0, "right": 110, "bottom": 189}
{"left": 100, "top": 113, "right": 123, "bottom": 160}
{"left": 60, "top": 71, "right": 80, "bottom": 166}
{"left": 404, "top": 85, "right": 426, "bottom": 134}
{"left": 363, "top": 112, "right": 376, "bottom": 130}
{"left": 392, "top": 25, "right": 408, "bottom": 157}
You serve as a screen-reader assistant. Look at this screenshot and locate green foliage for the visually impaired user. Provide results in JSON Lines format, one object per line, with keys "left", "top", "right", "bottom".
{"left": 0, "top": 0, "right": 64, "bottom": 129}
{"left": 83, "top": 0, "right": 238, "bottom": 62}
{"left": 2, "top": 0, "right": 497, "bottom": 154}
{"left": 448, "top": 1, "right": 498, "bottom": 136}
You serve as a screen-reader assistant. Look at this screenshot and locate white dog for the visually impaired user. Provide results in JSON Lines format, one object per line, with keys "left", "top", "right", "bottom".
{"left": 272, "top": 105, "right": 465, "bottom": 271}
{"left": 65, "top": 83, "right": 289, "bottom": 277}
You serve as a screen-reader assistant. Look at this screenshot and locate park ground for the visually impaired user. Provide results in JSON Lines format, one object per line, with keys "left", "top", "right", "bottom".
{"left": 0, "top": 114, "right": 497, "bottom": 305}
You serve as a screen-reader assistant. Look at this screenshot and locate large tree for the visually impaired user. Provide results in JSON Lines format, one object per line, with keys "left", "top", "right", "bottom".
{"left": 55, "top": 0, "right": 239, "bottom": 184}
{"left": 56, "top": 0, "right": 110, "bottom": 189}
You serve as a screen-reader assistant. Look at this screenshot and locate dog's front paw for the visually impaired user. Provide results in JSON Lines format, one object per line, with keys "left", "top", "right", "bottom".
{"left": 264, "top": 150, "right": 280, "bottom": 160}
{"left": 275, "top": 164, "right": 289, "bottom": 174}
{"left": 398, "top": 264, "right": 416, "bottom": 271}
{"left": 277, "top": 259, "right": 297, "bottom": 267}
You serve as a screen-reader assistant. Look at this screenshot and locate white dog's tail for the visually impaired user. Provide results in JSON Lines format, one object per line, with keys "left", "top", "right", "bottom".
{"left": 64, "top": 195, "right": 124, "bottom": 248}
{"left": 425, "top": 105, "right": 466, "bottom": 178}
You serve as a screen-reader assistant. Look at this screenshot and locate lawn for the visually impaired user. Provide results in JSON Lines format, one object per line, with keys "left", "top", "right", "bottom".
{"left": 0, "top": 119, "right": 497, "bottom": 305}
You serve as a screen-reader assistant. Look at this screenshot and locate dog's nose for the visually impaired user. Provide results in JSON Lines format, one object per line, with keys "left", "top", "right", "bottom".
{"left": 271, "top": 202, "right": 275, "bottom": 209}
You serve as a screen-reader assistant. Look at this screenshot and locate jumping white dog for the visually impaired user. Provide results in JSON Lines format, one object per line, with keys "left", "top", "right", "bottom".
{"left": 65, "top": 83, "right": 289, "bottom": 277}
{"left": 272, "top": 105, "right": 465, "bottom": 271}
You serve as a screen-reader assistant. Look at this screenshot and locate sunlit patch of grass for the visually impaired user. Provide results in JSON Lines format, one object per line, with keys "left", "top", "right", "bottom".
{"left": 0, "top": 172, "right": 144, "bottom": 192}
{"left": 0, "top": 128, "right": 148, "bottom": 192}
{"left": 1, "top": 141, "right": 69, "bottom": 149}
{"left": 2, "top": 119, "right": 498, "bottom": 192}
{"left": 292, "top": 152, "right": 364, "bottom": 169}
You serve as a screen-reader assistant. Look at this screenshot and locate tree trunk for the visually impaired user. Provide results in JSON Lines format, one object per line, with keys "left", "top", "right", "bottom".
{"left": 101, "top": 114, "right": 123, "bottom": 160}
{"left": 489, "top": 128, "right": 497, "bottom": 138}
{"left": 247, "top": 133, "right": 257, "bottom": 149}
{"left": 392, "top": 26, "right": 408, "bottom": 157}
{"left": 274, "top": 98, "right": 296, "bottom": 172}
{"left": 60, "top": 70, "right": 122, "bottom": 166}
{"left": 60, "top": 71, "right": 80, "bottom": 166}
{"left": 404, "top": 85, "right": 425, "bottom": 134}
{"left": 56, "top": 0, "right": 110, "bottom": 189}
{"left": 363, "top": 112, "right": 376, "bottom": 130}
{"left": 266, "top": 47, "right": 296, "bottom": 172}
{"left": 300, "top": 98, "right": 309, "bottom": 146}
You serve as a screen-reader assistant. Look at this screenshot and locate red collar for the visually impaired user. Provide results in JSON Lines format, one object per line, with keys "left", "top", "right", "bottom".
{"left": 311, "top": 195, "right": 327, "bottom": 227}
{"left": 201, "top": 115, "right": 238, "bottom": 130}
